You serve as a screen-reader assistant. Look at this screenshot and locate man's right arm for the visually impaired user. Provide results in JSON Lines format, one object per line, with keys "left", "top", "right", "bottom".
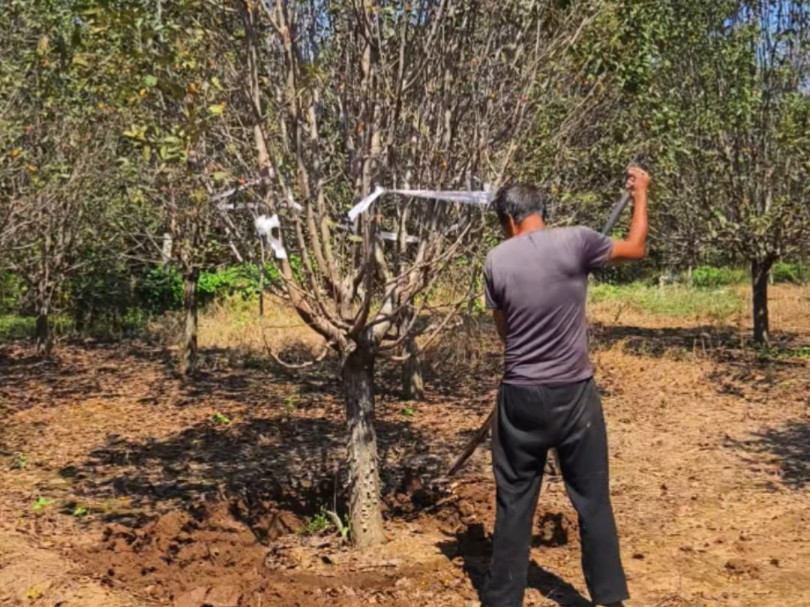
{"left": 609, "top": 167, "right": 650, "bottom": 262}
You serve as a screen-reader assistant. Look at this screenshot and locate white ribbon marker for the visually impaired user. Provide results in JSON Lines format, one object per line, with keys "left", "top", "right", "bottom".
{"left": 255, "top": 214, "right": 288, "bottom": 260}
{"left": 347, "top": 187, "right": 494, "bottom": 222}
{"left": 257, "top": 186, "right": 493, "bottom": 258}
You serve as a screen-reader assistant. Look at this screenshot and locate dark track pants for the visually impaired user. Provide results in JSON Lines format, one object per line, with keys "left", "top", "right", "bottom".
{"left": 482, "top": 378, "right": 629, "bottom": 607}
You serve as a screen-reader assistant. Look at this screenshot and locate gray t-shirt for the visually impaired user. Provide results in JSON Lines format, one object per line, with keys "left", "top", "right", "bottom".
{"left": 484, "top": 226, "right": 613, "bottom": 386}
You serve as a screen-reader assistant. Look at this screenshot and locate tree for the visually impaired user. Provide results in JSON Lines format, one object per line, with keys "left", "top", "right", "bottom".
{"left": 114, "top": 0, "right": 248, "bottom": 376}
{"left": 524, "top": 0, "right": 810, "bottom": 343}
{"left": 0, "top": 1, "right": 132, "bottom": 356}
{"left": 233, "top": 0, "right": 598, "bottom": 547}
{"left": 644, "top": 0, "right": 810, "bottom": 343}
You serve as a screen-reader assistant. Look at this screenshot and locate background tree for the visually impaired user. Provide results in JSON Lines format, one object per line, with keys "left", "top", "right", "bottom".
{"left": 623, "top": 0, "right": 810, "bottom": 343}
{"left": 0, "top": 1, "right": 133, "bottom": 356}
{"left": 117, "top": 0, "right": 248, "bottom": 376}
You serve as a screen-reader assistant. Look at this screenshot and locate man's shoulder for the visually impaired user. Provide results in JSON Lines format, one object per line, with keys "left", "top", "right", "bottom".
{"left": 487, "top": 227, "right": 592, "bottom": 258}
{"left": 556, "top": 225, "right": 598, "bottom": 239}
{"left": 486, "top": 235, "right": 527, "bottom": 270}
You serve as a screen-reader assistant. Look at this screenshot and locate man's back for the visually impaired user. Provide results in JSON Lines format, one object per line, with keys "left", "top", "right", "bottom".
{"left": 484, "top": 226, "right": 612, "bottom": 386}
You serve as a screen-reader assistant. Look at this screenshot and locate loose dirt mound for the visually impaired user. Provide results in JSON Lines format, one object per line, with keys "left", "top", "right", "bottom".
{"left": 78, "top": 474, "right": 585, "bottom": 607}
{"left": 0, "top": 532, "right": 143, "bottom": 607}
{"left": 89, "top": 500, "right": 275, "bottom": 605}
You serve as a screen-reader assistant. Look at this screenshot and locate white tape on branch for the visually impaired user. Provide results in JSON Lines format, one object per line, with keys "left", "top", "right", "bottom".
{"left": 255, "top": 214, "right": 288, "bottom": 260}
{"left": 347, "top": 186, "right": 494, "bottom": 222}
{"left": 257, "top": 186, "right": 492, "bottom": 260}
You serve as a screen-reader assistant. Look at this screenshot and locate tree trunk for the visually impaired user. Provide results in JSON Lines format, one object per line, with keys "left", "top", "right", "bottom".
{"left": 342, "top": 347, "right": 385, "bottom": 548}
{"left": 752, "top": 258, "right": 772, "bottom": 346}
{"left": 258, "top": 272, "right": 265, "bottom": 317}
{"left": 399, "top": 307, "right": 425, "bottom": 401}
{"left": 180, "top": 271, "right": 199, "bottom": 377}
{"left": 402, "top": 338, "right": 425, "bottom": 401}
{"left": 35, "top": 308, "right": 52, "bottom": 358}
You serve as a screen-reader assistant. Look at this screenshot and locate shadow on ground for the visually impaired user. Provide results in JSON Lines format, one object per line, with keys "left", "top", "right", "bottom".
{"left": 725, "top": 420, "right": 810, "bottom": 490}
{"left": 61, "top": 411, "right": 450, "bottom": 526}
{"left": 438, "top": 523, "right": 591, "bottom": 607}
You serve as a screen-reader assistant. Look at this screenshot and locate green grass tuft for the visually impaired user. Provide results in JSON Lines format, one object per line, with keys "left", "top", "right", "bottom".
{"left": 589, "top": 283, "right": 743, "bottom": 321}
{"left": 0, "top": 315, "right": 35, "bottom": 340}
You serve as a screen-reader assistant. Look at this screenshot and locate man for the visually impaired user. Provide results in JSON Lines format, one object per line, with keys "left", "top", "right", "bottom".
{"left": 481, "top": 167, "right": 650, "bottom": 607}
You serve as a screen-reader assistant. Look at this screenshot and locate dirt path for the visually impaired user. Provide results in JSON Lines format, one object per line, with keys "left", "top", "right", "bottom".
{"left": 0, "top": 286, "right": 807, "bottom": 607}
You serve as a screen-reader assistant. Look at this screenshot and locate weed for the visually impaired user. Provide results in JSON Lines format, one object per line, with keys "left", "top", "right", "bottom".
{"left": 300, "top": 507, "right": 351, "bottom": 542}
{"left": 212, "top": 412, "right": 231, "bottom": 425}
{"left": 283, "top": 394, "right": 297, "bottom": 412}
{"left": 32, "top": 497, "right": 54, "bottom": 512}
{"left": 11, "top": 453, "right": 27, "bottom": 470}
{"left": 72, "top": 506, "right": 89, "bottom": 517}
{"left": 400, "top": 406, "right": 416, "bottom": 417}
{"left": 302, "top": 509, "right": 332, "bottom": 534}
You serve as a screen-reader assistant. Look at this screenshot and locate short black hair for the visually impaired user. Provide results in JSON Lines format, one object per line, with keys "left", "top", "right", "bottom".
{"left": 492, "top": 183, "right": 548, "bottom": 226}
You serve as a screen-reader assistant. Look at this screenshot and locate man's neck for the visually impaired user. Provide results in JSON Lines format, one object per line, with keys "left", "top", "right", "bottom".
{"left": 513, "top": 215, "right": 546, "bottom": 237}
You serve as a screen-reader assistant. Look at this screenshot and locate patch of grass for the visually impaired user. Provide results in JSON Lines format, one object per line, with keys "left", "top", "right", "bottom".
{"left": 690, "top": 266, "right": 747, "bottom": 288}
{"left": 772, "top": 261, "right": 808, "bottom": 284}
{"left": 755, "top": 345, "right": 810, "bottom": 361}
{"left": 0, "top": 315, "right": 35, "bottom": 340}
{"left": 589, "top": 283, "right": 743, "bottom": 321}
{"left": 0, "top": 314, "right": 73, "bottom": 341}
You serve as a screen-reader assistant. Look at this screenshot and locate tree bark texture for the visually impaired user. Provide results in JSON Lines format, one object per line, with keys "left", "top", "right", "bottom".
{"left": 180, "top": 271, "right": 199, "bottom": 377}
{"left": 35, "top": 307, "right": 52, "bottom": 358}
{"left": 342, "top": 347, "right": 386, "bottom": 548}
{"left": 752, "top": 258, "right": 773, "bottom": 345}
{"left": 402, "top": 337, "right": 425, "bottom": 401}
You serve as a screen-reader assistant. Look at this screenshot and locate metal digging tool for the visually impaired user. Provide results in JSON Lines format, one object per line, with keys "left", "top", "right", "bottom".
{"left": 446, "top": 159, "right": 647, "bottom": 478}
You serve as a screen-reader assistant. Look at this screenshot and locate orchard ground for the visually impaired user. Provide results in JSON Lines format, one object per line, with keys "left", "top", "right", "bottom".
{"left": 0, "top": 284, "right": 808, "bottom": 607}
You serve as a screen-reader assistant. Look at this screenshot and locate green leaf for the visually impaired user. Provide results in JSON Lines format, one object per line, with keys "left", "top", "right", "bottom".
{"left": 144, "top": 75, "right": 158, "bottom": 87}
{"left": 211, "top": 76, "right": 223, "bottom": 90}
{"left": 212, "top": 171, "right": 228, "bottom": 183}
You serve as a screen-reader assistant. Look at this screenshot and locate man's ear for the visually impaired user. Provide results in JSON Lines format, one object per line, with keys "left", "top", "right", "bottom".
{"left": 504, "top": 215, "right": 515, "bottom": 237}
